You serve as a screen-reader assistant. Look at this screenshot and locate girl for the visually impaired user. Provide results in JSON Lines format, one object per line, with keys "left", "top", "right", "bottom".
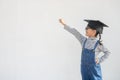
{"left": 59, "top": 19, "right": 110, "bottom": 80}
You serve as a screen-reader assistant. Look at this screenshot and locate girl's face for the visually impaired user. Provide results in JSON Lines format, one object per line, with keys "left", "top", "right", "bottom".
{"left": 85, "top": 27, "right": 96, "bottom": 37}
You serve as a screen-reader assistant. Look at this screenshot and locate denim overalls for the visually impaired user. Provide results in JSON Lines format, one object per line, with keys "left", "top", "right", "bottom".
{"left": 81, "top": 39, "right": 102, "bottom": 80}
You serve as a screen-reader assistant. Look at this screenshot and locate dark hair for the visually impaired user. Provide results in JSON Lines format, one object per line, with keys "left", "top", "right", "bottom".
{"left": 95, "top": 32, "right": 102, "bottom": 45}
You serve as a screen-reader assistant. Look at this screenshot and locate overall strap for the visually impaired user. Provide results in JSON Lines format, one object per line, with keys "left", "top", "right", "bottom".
{"left": 93, "top": 40, "right": 99, "bottom": 51}
{"left": 83, "top": 38, "right": 87, "bottom": 49}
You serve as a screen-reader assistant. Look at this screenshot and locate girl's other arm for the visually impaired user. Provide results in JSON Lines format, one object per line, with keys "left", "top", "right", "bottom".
{"left": 98, "top": 45, "right": 111, "bottom": 63}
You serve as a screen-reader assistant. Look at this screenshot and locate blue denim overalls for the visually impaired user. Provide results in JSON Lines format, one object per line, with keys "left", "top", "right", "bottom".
{"left": 81, "top": 39, "right": 102, "bottom": 80}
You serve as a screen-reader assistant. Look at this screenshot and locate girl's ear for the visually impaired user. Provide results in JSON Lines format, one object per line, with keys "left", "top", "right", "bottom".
{"left": 93, "top": 30, "right": 97, "bottom": 36}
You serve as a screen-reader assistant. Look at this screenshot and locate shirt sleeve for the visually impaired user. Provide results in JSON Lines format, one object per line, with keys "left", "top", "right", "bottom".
{"left": 98, "top": 44, "right": 111, "bottom": 63}
{"left": 63, "top": 24, "right": 86, "bottom": 45}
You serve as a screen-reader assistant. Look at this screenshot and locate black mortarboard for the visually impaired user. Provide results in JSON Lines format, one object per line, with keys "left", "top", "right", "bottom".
{"left": 84, "top": 19, "right": 108, "bottom": 34}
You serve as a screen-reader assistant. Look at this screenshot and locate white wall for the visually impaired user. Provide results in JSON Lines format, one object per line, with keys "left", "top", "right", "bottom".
{"left": 0, "top": 0, "right": 120, "bottom": 80}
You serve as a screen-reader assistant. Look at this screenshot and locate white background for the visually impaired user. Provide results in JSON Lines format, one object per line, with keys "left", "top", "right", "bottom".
{"left": 0, "top": 0, "right": 120, "bottom": 80}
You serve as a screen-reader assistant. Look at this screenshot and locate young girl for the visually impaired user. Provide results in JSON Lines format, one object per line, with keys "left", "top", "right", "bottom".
{"left": 59, "top": 19, "right": 110, "bottom": 80}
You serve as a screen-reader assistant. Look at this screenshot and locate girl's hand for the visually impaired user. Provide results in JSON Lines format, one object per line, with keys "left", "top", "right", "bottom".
{"left": 59, "top": 19, "right": 66, "bottom": 25}
{"left": 95, "top": 58, "right": 99, "bottom": 64}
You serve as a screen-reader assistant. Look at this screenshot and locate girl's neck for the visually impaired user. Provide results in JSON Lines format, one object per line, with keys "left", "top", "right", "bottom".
{"left": 88, "top": 36, "right": 97, "bottom": 39}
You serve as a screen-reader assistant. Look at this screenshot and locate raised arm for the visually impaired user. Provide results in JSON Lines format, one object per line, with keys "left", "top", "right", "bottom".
{"left": 59, "top": 19, "right": 86, "bottom": 45}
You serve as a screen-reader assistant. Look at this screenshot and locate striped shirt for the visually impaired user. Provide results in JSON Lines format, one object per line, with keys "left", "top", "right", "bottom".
{"left": 64, "top": 24, "right": 111, "bottom": 63}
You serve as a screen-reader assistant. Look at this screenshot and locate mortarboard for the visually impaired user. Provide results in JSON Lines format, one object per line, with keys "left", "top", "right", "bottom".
{"left": 84, "top": 19, "right": 108, "bottom": 34}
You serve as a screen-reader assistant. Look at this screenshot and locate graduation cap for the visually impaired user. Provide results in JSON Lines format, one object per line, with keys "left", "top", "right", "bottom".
{"left": 84, "top": 19, "right": 108, "bottom": 34}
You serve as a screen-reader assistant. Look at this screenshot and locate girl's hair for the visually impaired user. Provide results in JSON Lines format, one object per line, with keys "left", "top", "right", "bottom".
{"left": 98, "top": 34, "right": 102, "bottom": 45}
{"left": 95, "top": 32, "right": 102, "bottom": 45}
